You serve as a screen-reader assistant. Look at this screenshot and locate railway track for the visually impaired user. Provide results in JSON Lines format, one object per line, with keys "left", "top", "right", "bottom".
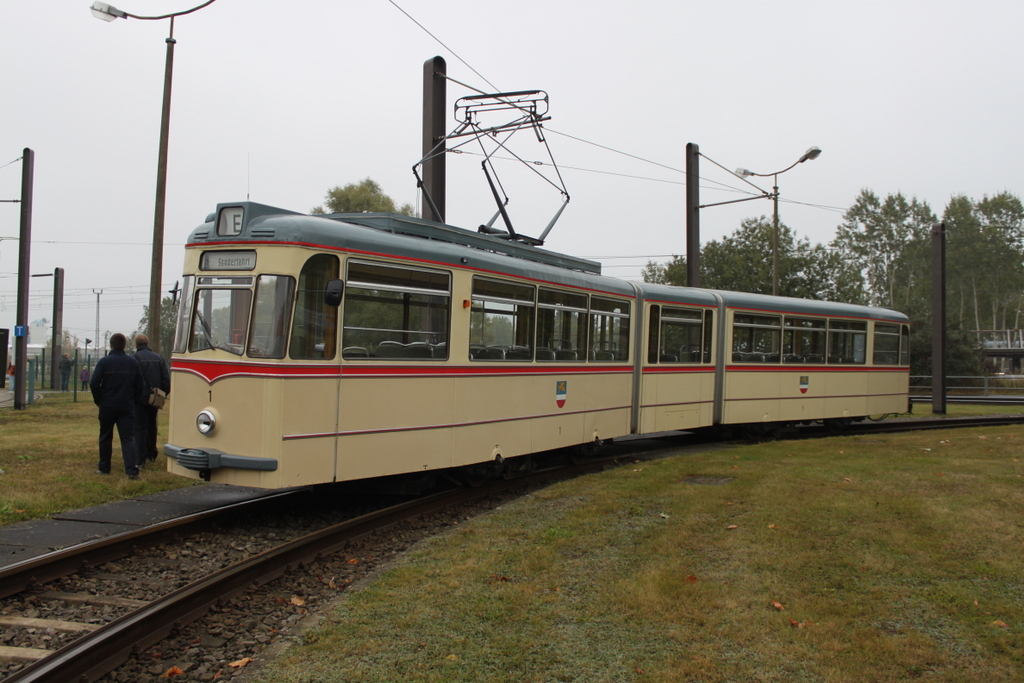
{"left": 0, "top": 460, "right": 602, "bottom": 683}
{"left": 0, "top": 415, "right": 1019, "bottom": 682}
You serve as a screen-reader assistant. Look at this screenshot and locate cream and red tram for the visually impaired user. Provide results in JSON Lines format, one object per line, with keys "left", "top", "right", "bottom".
{"left": 166, "top": 202, "right": 910, "bottom": 488}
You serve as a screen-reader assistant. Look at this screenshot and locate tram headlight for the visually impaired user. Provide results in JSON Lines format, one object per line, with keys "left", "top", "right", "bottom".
{"left": 196, "top": 409, "right": 217, "bottom": 436}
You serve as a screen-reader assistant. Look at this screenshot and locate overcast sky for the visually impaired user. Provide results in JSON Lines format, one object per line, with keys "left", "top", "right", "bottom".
{"left": 3, "top": 0, "right": 1022, "bottom": 346}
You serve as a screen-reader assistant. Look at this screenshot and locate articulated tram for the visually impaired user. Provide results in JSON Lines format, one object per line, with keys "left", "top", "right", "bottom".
{"left": 165, "top": 202, "right": 910, "bottom": 488}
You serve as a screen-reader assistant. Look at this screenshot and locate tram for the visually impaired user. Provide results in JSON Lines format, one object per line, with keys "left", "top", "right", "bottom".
{"left": 165, "top": 202, "right": 910, "bottom": 488}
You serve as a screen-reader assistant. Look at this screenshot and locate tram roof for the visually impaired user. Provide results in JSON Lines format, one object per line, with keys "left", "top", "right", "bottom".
{"left": 191, "top": 202, "right": 631, "bottom": 296}
{"left": 190, "top": 202, "right": 909, "bottom": 322}
{"left": 635, "top": 283, "right": 909, "bottom": 322}
{"left": 711, "top": 289, "right": 909, "bottom": 323}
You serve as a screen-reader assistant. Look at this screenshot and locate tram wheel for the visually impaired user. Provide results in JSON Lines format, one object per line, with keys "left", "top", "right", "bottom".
{"left": 823, "top": 418, "right": 853, "bottom": 433}
{"left": 571, "top": 439, "right": 600, "bottom": 464}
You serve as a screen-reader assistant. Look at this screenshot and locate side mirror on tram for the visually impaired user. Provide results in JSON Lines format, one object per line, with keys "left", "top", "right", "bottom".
{"left": 325, "top": 279, "right": 344, "bottom": 307}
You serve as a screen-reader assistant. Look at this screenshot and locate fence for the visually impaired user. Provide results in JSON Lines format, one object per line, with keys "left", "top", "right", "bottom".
{"left": 3, "top": 351, "right": 98, "bottom": 405}
{"left": 910, "top": 375, "right": 1024, "bottom": 397}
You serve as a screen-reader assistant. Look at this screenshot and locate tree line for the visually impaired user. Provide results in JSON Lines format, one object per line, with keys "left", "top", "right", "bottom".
{"left": 642, "top": 190, "right": 1024, "bottom": 377}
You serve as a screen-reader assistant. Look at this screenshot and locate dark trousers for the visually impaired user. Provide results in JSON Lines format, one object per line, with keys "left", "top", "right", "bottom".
{"left": 60, "top": 371, "right": 70, "bottom": 391}
{"left": 134, "top": 403, "right": 160, "bottom": 465}
{"left": 98, "top": 405, "right": 139, "bottom": 476}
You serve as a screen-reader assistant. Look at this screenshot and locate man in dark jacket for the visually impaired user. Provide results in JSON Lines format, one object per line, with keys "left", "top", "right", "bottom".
{"left": 90, "top": 333, "right": 146, "bottom": 479}
{"left": 132, "top": 333, "right": 171, "bottom": 468}
{"left": 59, "top": 353, "right": 73, "bottom": 392}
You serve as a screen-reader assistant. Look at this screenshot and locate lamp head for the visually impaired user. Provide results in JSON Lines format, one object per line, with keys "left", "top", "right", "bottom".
{"left": 799, "top": 146, "right": 822, "bottom": 163}
{"left": 735, "top": 167, "right": 754, "bottom": 178}
{"left": 90, "top": 2, "right": 127, "bottom": 21}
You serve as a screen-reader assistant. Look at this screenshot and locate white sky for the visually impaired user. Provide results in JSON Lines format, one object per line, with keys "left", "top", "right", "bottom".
{"left": 2, "top": 0, "right": 1022, "bottom": 345}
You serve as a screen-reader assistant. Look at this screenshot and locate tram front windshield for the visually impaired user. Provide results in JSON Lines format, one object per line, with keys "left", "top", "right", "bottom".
{"left": 190, "top": 288, "right": 253, "bottom": 356}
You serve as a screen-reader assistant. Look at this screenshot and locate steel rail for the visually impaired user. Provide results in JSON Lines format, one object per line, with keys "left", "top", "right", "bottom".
{"left": 2, "top": 466, "right": 590, "bottom": 683}
{"left": 0, "top": 488, "right": 310, "bottom": 600}
{"left": 850, "top": 414, "right": 1024, "bottom": 434}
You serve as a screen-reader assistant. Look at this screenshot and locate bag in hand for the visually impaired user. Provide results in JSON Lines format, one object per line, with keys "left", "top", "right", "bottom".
{"left": 148, "top": 388, "right": 167, "bottom": 409}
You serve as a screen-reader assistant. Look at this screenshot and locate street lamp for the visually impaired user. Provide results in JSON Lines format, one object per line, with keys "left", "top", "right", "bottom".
{"left": 736, "top": 146, "right": 822, "bottom": 296}
{"left": 90, "top": 0, "right": 217, "bottom": 350}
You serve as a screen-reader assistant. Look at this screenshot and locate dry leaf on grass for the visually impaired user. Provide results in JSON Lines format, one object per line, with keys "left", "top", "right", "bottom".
{"left": 726, "top": 525, "right": 738, "bottom": 530}
{"left": 993, "top": 620, "right": 1010, "bottom": 629}
{"left": 771, "top": 600, "right": 785, "bottom": 610}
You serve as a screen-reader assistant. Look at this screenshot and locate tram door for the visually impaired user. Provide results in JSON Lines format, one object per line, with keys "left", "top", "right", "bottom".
{"left": 277, "top": 254, "right": 342, "bottom": 485}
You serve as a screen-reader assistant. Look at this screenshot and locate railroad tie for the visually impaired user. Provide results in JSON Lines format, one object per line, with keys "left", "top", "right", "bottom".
{"left": 33, "top": 590, "right": 148, "bottom": 609}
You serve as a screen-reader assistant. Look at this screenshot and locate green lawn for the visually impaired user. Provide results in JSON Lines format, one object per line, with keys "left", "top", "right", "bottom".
{"left": 256, "top": 426, "right": 1024, "bottom": 682}
{"left": 0, "top": 401, "right": 196, "bottom": 525}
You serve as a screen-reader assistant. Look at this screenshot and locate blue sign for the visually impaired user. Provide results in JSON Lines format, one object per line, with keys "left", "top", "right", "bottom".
{"left": 14, "top": 326, "right": 26, "bottom": 337}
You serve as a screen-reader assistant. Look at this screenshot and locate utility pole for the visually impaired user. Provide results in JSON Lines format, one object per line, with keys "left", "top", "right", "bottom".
{"left": 931, "top": 223, "right": 947, "bottom": 414}
{"left": 685, "top": 142, "right": 700, "bottom": 287}
{"left": 14, "top": 148, "right": 34, "bottom": 410}
{"left": 50, "top": 267, "right": 64, "bottom": 390}
{"left": 94, "top": 289, "right": 103, "bottom": 355}
{"left": 421, "top": 55, "right": 447, "bottom": 223}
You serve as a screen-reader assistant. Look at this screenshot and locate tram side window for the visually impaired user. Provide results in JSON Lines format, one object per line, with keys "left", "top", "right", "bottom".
{"left": 900, "top": 325, "right": 910, "bottom": 365}
{"left": 873, "top": 322, "right": 901, "bottom": 365}
{"left": 703, "top": 310, "right": 714, "bottom": 363}
{"left": 470, "top": 278, "right": 535, "bottom": 361}
{"left": 647, "top": 306, "right": 661, "bottom": 364}
{"left": 342, "top": 261, "right": 450, "bottom": 360}
{"left": 290, "top": 255, "right": 339, "bottom": 360}
{"left": 590, "top": 297, "right": 630, "bottom": 361}
{"left": 536, "top": 289, "right": 588, "bottom": 361}
{"left": 732, "top": 314, "right": 781, "bottom": 363}
{"left": 660, "top": 307, "right": 703, "bottom": 363}
{"left": 248, "top": 275, "right": 295, "bottom": 359}
{"left": 173, "top": 276, "right": 195, "bottom": 354}
{"left": 783, "top": 317, "right": 826, "bottom": 364}
{"left": 190, "top": 288, "right": 253, "bottom": 356}
{"left": 828, "top": 319, "right": 867, "bottom": 364}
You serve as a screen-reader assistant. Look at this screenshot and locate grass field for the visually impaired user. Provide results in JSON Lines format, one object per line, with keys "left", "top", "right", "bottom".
{"left": 0, "top": 400, "right": 195, "bottom": 525}
{"left": 0, "top": 399, "right": 1017, "bottom": 527}
{"left": 253, "top": 426, "right": 1024, "bottom": 683}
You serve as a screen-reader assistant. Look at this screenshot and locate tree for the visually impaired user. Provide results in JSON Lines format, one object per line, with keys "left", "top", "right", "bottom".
{"left": 943, "top": 193, "right": 1024, "bottom": 331}
{"left": 644, "top": 216, "right": 866, "bottom": 302}
{"left": 136, "top": 295, "right": 178, "bottom": 362}
{"left": 832, "top": 190, "right": 936, "bottom": 311}
{"left": 311, "top": 178, "right": 415, "bottom": 216}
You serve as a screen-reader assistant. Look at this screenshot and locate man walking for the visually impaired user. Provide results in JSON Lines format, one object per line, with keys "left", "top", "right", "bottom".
{"left": 132, "top": 334, "right": 170, "bottom": 468}
{"left": 89, "top": 333, "right": 146, "bottom": 480}
{"left": 59, "top": 353, "right": 73, "bottom": 392}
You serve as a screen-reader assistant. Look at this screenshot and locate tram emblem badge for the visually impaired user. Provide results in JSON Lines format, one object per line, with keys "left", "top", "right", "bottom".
{"left": 556, "top": 381, "right": 568, "bottom": 408}
{"left": 799, "top": 376, "right": 809, "bottom": 394}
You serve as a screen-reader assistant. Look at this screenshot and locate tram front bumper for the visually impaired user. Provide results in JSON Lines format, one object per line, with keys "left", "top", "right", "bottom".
{"left": 164, "top": 445, "right": 278, "bottom": 472}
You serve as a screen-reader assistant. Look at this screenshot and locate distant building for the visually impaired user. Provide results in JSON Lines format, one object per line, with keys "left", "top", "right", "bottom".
{"left": 28, "top": 318, "right": 48, "bottom": 346}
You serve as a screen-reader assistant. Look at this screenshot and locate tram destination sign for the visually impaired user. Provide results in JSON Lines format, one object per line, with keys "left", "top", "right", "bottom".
{"left": 201, "top": 250, "right": 256, "bottom": 271}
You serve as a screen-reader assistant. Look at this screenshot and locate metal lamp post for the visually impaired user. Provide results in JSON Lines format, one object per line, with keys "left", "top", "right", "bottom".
{"left": 90, "top": 0, "right": 216, "bottom": 350}
{"left": 736, "top": 146, "right": 822, "bottom": 296}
